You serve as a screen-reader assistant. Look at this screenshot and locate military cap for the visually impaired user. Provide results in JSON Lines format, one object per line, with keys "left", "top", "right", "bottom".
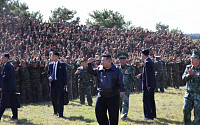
{"left": 118, "top": 52, "right": 128, "bottom": 59}
{"left": 66, "top": 56, "right": 71, "bottom": 59}
{"left": 21, "top": 60, "right": 26, "bottom": 63}
{"left": 155, "top": 56, "right": 161, "bottom": 59}
{"left": 142, "top": 49, "right": 150, "bottom": 56}
{"left": 13, "top": 59, "right": 18, "bottom": 63}
{"left": 191, "top": 50, "right": 200, "bottom": 59}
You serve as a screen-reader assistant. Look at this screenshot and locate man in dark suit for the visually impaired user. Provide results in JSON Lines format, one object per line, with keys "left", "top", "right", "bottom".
{"left": 137, "top": 49, "right": 156, "bottom": 120}
{"left": 48, "top": 52, "right": 67, "bottom": 118}
{"left": 0, "top": 53, "right": 18, "bottom": 120}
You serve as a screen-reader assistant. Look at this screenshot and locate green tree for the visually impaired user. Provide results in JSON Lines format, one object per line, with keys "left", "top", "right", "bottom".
{"left": 49, "top": 6, "right": 79, "bottom": 23}
{"left": 86, "top": 9, "right": 127, "bottom": 29}
{"left": 0, "top": 0, "right": 43, "bottom": 21}
{"left": 156, "top": 22, "right": 169, "bottom": 32}
{"left": 170, "top": 27, "right": 182, "bottom": 34}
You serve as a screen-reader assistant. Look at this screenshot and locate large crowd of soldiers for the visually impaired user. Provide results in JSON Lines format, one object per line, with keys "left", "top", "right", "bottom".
{"left": 0, "top": 54, "right": 188, "bottom": 104}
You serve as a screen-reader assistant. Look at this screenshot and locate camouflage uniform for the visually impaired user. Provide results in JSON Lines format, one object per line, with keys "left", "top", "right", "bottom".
{"left": 29, "top": 63, "right": 43, "bottom": 103}
{"left": 182, "top": 50, "right": 200, "bottom": 125}
{"left": 182, "top": 64, "right": 200, "bottom": 124}
{"left": 66, "top": 63, "right": 73, "bottom": 100}
{"left": 154, "top": 59, "right": 164, "bottom": 92}
{"left": 19, "top": 66, "right": 31, "bottom": 104}
{"left": 13, "top": 61, "right": 20, "bottom": 93}
{"left": 166, "top": 62, "right": 172, "bottom": 87}
{"left": 161, "top": 60, "right": 168, "bottom": 89}
{"left": 72, "top": 60, "right": 79, "bottom": 99}
{"left": 40, "top": 64, "right": 50, "bottom": 101}
{"left": 119, "top": 64, "right": 138, "bottom": 120}
{"left": 76, "top": 66, "right": 93, "bottom": 106}
{"left": 171, "top": 62, "right": 180, "bottom": 89}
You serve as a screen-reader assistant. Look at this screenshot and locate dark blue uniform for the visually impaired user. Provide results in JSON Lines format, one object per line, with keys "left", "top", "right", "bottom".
{"left": 0, "top": 61, "right": 18, "bottom": 120}
{"left": 48, "top": 61, "right": 67, "bottom": 117}
{"left": 142, "top": 58, "right": 157, "bottom": 120}
{"left": 88, "top": 63, "right": 125, "bottom": 125}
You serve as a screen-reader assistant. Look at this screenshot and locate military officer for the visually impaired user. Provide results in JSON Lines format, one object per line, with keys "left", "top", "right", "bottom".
{"left": 182, "top": 50, "right": 200, "bottom": 124}
{"left": 118, "top": 52, "right": 138, "bottom": 121}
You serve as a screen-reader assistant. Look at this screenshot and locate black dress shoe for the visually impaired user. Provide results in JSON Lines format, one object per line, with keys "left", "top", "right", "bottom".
{"left": 57, "top": 113, "right": 63, "bottom": 118}
{"left": 58, "top": 115, "right": 63, "bottom": 118}
{"left": 11, "top": 117, "right": 18, "bottom": 120}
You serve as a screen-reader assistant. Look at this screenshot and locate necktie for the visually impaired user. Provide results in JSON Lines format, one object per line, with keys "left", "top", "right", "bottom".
{"left": 52, "top": 63, "right": 56, "bottom": 80}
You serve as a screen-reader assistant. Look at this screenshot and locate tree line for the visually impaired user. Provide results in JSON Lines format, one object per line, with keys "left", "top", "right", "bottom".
{"left": 1, "top": 0, "right": 182, "bottom": 34}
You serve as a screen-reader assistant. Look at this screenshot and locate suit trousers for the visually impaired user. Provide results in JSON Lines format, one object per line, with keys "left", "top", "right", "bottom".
{"left": 50, "top": 81, "right": 64, "bottom": 117}
{"left": 0, "top": 91, "right": 18, "bottom": 119}
{"left": 143, "top": 88, "right": 156, "bottom": 119}
{"left": 95, "top": 93, "right": 120, "bottom": 125}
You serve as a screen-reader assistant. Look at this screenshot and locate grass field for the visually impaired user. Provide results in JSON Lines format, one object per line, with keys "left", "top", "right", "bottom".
{"left": 0, "top": 87, "right": 193, "bottom": 125}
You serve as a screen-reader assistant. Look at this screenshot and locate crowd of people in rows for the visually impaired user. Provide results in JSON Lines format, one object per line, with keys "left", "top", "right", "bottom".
{"left": 0, "top": 15, "right": 199, "bottom": 104}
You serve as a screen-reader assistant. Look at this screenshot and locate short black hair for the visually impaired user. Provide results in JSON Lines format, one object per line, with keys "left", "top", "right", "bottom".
{"left": 142, "top": 49, "right": 150, "bottom": 56}
{"left": 53, "top": 51, "right": 59, "bottom": 57}
{"left": 3, "top": 53, "right": 9, "bottom": 59}
{"left": 101, "top": 54, "right": 112, "bottom": 60}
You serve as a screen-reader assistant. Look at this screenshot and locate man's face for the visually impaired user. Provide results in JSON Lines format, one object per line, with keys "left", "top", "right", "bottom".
{"left": 52, "top": 55, "right": 58, "bottom": 61}
{"left": 2, "top": 57, "right": 8, "bottom": 64}
{"left": 119, "top": 59, "right": 126, "bottom": 66}
{"left": 21, "top": 62, "right": 27, "bottom": 68}
{"left": 66, "top": 58, "right": 71, "bottom": 64}
{"left": 141, "top": 54, "right": 146, "bottom": 60}
{"left": 101, "top": 57, "right": 111, "bottom": 68}
{"left": 81, "top": 61, "right": 87, "bottom": 67}
{"left": 191, "top": 57, "right": 200, "bottom": 66}
{"left": 13, "top": 63, "right": 18, "bottom": 68}
{"left": 32, "top": 62, "right": 37, "bottom": 67}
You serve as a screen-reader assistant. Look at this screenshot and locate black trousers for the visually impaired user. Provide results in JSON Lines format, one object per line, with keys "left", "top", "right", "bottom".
{"left": 95, "top": 93, "right": 120, "bottom": 125}
{"left": 0, "top": 91, "right": 18, "bottom": 119}
{"left": 50, "top": 81, "right": 64, "bottom": 116}
{"left": 143, "top": 88, "right": 156, "bottom": 119}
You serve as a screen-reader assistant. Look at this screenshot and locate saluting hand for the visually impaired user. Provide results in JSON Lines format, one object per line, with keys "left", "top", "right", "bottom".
{"left": 188, "top": 68, "right": 194, "bottom": 76}
{"left": 75, "top": 70, "right": 80, "bottom": 75}
{"left": 88, "top": 58, "right": 94, "bottom": 64}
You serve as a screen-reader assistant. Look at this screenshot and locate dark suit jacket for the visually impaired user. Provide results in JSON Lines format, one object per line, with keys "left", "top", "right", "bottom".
{"left": 48, "top": 61, "right": 67, "bottom": 88}
{"left": 0, "top": 62, "right": 17, "bottom": 92}
{"left": 142, "top": 58, "right": 156, "bottom": 90}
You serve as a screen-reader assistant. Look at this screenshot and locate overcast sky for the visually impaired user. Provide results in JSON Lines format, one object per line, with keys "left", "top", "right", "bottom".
{"left": 19, "top": 0, "right": 200, "bottom": 33}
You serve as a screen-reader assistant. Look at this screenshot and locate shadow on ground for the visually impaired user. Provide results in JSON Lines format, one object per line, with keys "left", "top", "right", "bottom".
{"left": 62, "top": 115, "right": 95, "bottom": 123}
{"left": 2, "top": 115, "right": 37, "bottom": 125}
{"left": 126, "top": 117, "right": 183, "bottom": 125}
